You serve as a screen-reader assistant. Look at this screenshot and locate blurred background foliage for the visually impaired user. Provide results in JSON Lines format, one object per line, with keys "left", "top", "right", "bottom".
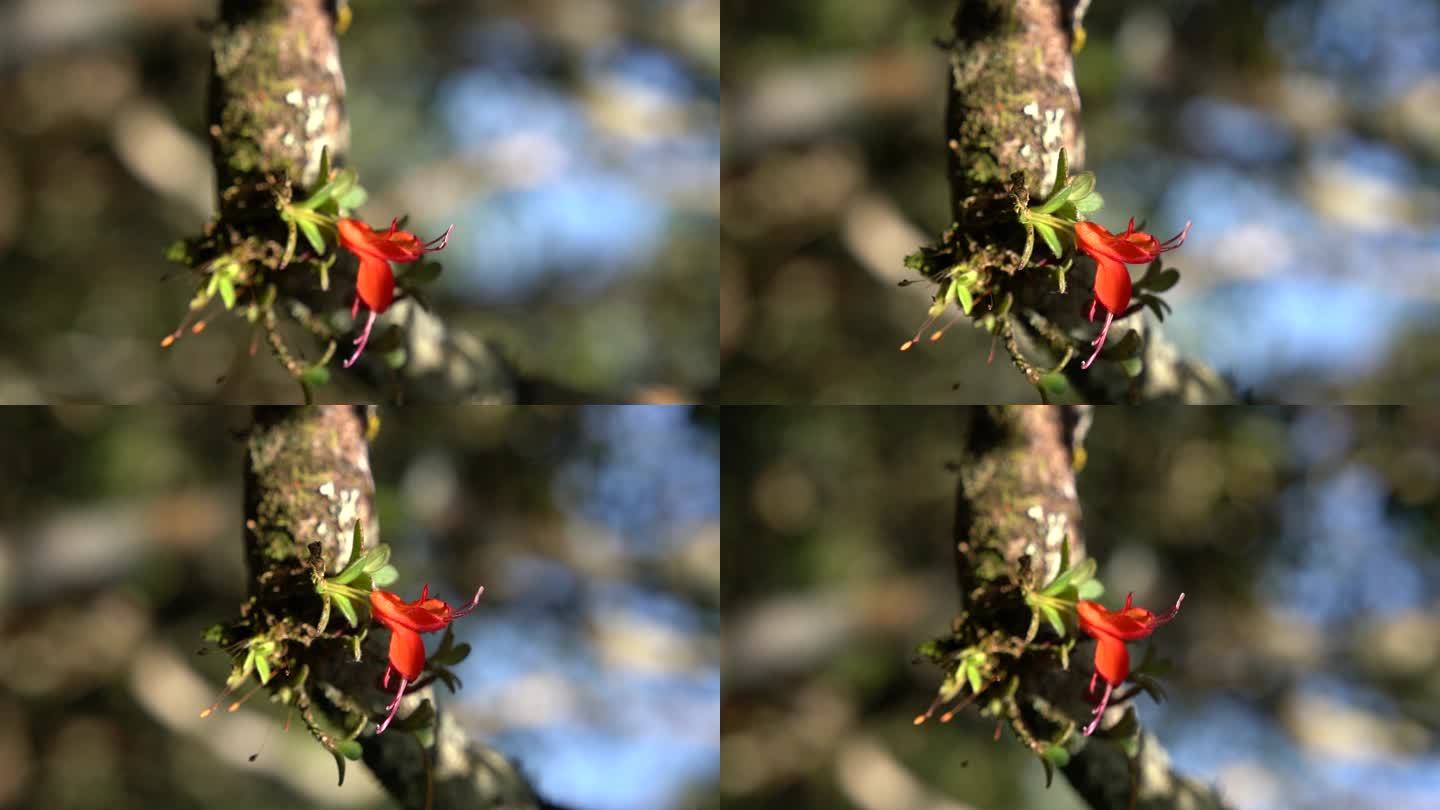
{"left": 0, "top": 0, "right": 718, "bottom": 402}
{"left": 0, "top": 405, "right": 719, "bottom": 810}
{"left": 721, "top": 0, "right": 1440, "bottom": 403}
{"left": 722, "top": 406, "right": 1440, "bottom": 810}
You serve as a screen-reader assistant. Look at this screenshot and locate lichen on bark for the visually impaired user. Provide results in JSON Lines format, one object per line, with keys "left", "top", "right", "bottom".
{"left": 223, "top": 406, "right": 546, "bottom": 809}
{"left": 926, "top": 405, "right": 1232, "bottom": 810}
{"left": 914, "top": 0, "right": 1234, "bottom": 402}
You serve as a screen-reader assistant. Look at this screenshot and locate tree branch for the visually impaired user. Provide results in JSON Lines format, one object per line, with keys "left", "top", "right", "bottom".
{"left": 204, "top": 0, "right": 555, "bottom": 403}
{"left": 242, "top": 406, "right": 547, "bottom": 809}
{"left": 941, "top": 1, "right": 1234, "bottom": 402}
{"left": 948, "top": 405, "right": 1230, "bottom": 810}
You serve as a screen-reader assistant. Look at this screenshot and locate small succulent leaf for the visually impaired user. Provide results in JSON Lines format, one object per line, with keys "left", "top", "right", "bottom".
{"left": 334, "top": 594, "right": 360, "bottom": 628}
{"left": 965, "top": 662, "right": 984, "bottom": 696}
{"left": 1074, "top": 191, "right": 1104, "bottom": 213}
{"left": 330, "top": 751, "right": 347, "bottom": 787}
{"left": 1033, "top": 181, "right": 1075, "bottom": 215}
{"left": 1143, "top": 268, "right": 1180, "bottom": 293}
{"left": 299, "top": 218, "right": 326, "bottom": 255}
{"left": 371, "top": 564, "right": 399, "bottom": 587}
{"left": 1042, "top": 603, "right": 1067, "bottom": 638}
{"left": 1066, "top": 171, "right": 1095, "bottom": 200}
{"left": 1034, "top": 222, "right": 1064, "bottom": 259}
{"left": 956, "top": 283, "right": 974, "bottom": 315}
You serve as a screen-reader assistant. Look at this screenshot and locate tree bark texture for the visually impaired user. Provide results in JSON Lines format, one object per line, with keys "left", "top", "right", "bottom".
{"left": 953, "top": 405, "right": 1231, "bottom": 810}
{"left": 243, "top": 406, "right": 545, "bottom": 809}
{"left": 210, "top": 0, "right": 517, "bottom": 402}
{"left": 943, "top": 1, "right": 1234, "bottom": 403}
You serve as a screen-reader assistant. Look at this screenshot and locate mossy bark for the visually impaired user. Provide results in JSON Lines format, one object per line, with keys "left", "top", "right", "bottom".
{"left": 951, "top": 405, "right": 1230, "bottom": 810}
{"left": 942, "top": 1, "right": 1234, "bottom": 403}
{"left": 242, "top": 406, "right": 545, "bottom": 809}
{"left": 208, "top": 1, "right": 518, "bottom": 402}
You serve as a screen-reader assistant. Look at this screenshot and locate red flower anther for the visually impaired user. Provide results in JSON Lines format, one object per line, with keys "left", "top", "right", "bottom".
{"left": 1074, "top": 218, "right": 1190, "bottom": 369}
{"left": 1075, "top": 591, "right": 1184, "bottom": 736}
{"left": 335, "top": 217, "right": 453, "bottom": 368}
{"left": 368, "top": 583, "right": 482, "bottom": 734}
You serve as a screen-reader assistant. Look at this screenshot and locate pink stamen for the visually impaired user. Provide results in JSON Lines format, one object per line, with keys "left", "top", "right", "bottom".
{"left": 343, "top": 309, "right": 378, "bottom": 368}
{"left": 1159, "top": 221, "right": 1192, "bottom": 251}
{"left": 1081, "top": 310, "right": 1114, "bottom": 370}
{"left": 382, "top": 664, "right": 393, "bottom": 689}
{"left": 1153, "top": 592, "right": 1186, "bottom": 624}
{"left": 423, "top": 224, "right": 455, "bottom": 253}
{"left": 450, "top": 586, "right": 485, "bottom": 619}
{"left": 1082, "top": 681, "right": 1113, "bottom": 736}
{"left": 1087, "top": 297, "right": 1098, "bottom": 322}
{"left": 376, "top": 676, "right": 408, "bottom": 734}
{"left": 350, "top": 295, "right": 361, "bottom": 320}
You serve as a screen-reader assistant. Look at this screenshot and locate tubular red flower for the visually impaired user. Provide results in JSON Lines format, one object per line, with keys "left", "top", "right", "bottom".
{"left": 1074, "top": 219, "right": 1190, "bottom": 369}
{"left": 367, "top": 583, "right": 483, "bottom": 734}
{"left": 1075, "top": 591, "right": 1184, "bottom": 736}
{"left": 335, "top": 217, "right": 454, "bottom": 368}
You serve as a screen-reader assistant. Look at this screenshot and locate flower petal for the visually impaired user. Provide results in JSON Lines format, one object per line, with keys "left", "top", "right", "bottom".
{"left": 1092, "top": 633, "right": 1131, "bottom": 686}
{"left": 386, "top": 626, "right": 427, "bottom": 681}
{"left": 1076, "top": 221, "right": 1160, "bottom": 265}
{"left": 370, "top": 589, "right": 451, "bottom": 633}
{"left": 1092, "top": 255, "right": 1132, "bottom": 316}
{"left": 356, "top": 254, "right": 395, "bottom": 314}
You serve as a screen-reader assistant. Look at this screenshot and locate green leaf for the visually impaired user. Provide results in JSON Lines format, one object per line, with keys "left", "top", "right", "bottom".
{"left": 300, "top": 365, "right": 331, "bottom": 387}
{"left": 371, "top": 564, "right": 398, "bottom": 587}
{"left": 1039, "top": 372, "right": 1069, "bottom": 398}
{"left": 165, "top": 239, "right": 190, "bottom": 264}
{"left": 434, "top": 668, "right": 462, "bottom": 694}
{"left": 1074, "top": 191, "right": 1104, "bottom": 214}
{"left": 1032, "top": 181, "right": 1074, "bottom": 215}
{"left": 1102, "top": 330, "right": 1142, "bottom": 361}
{"left": 1121, "top": 356, "right": 1143, "bottom": 378}
{"left": 361, "top": 544, "right": 391, "bottom": 573}
{"left": 254, "top": 651, "right": 272, "bottom": 685}
{"left": 1066, "top": 171, "right": 1095, "bottom": 201}
{"left": 1034, "top": 222, "right": 1064, "bottom": 259}
{"left": 1050, "top": 147, "right": 1068, "bottom": 197}
{"left": 334, "top": 737, "right": 363, "bottom": 760}
{"left": 965, "top": 662, "right": 984, "bottom": 696}
{"left": 1076, "top": 579, "right": 1104, "bottom": 600}
{"left": 330, "top": 751, "right": 347, "bottom": 787}
{"left": 1142, "top": 268, "right": 1180, "bottom": 293}
{"left": 333, "top": 594, "right": 359, "bottom": 628}
{"left": 1041, "top": 603, "right": 1066, "bottom": 638}
{"left": 317, "top": 145, "right": 331, "bottom": 185}
{"left": 394, "top": 699, "right": 436, "bottom": 733}
{"left": 431, "top": 642, "right": 471, "bottom": 667}
{"left": 299, "top": 218, "right": 326, "bottom": 255}
{"left": 1043, "top": 743, "right": 1070, "bottom": 769}
{"left": 336, "top": 185, "right": 368, "bottom": 211}
{"left": 1042, "top": 558, "right": 1096, "bottom": 596}
{"left": 955, "top": 283, "right": 974, "bottom": 315}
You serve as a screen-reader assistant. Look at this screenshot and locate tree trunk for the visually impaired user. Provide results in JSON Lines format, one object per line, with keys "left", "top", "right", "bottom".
{"left": 942, "top": 1, "right": 1234, "bottom": 403}
{"left": 242, "top": 406, "right": 547, "bottom": 809}
{"left": 949, "top": 405, "right": 1230, "bottom": 810}
{"left": 208, "top": 0, "right": 518, "bottom": 402}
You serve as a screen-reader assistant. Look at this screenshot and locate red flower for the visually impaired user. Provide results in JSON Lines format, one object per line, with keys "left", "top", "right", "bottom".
{"left": 368, "top": 583, "right": 482, "bottom": 733}
{"left": 1074, "top": 218, "right": 1190, "bottom": 369}
{"left": 1075, "top": 591, "right": 1184, "bottom": 736}
{"left": 335, "top": 217, "right": 453, "bottom": 368}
